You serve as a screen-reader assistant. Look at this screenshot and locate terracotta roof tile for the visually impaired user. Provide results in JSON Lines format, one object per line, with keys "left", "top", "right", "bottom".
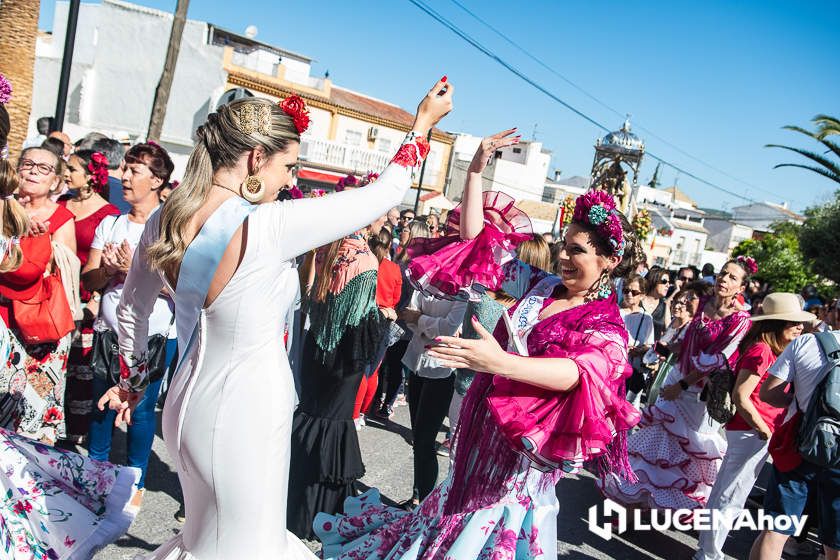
{"left": 515, "top": 199, "right": 559, "bottom": 222}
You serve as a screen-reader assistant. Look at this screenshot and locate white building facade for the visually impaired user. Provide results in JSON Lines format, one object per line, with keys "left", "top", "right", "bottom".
{"left": 635, "top": 185, "right": 710, "bottom": 269}
{"left": 731, "top": 201, "right": 805, "bottom": 233}
{"left": 31, "top": 0, "right": 454, "bottom": 195}
{"left": 445, "top": 133, "right": 551, "bottom": 203}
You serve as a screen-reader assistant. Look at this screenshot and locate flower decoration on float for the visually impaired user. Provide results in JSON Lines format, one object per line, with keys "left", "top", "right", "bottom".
{"left": 288, "top": 185, "right": 304, "bottom": 199}
{"left": 278, "top": 95, "right": 310, "bottom": 134}
{"left": 87, "top": 152, "right": 110, "bottom": 194}
{"left": 560, "top": 194, "right": 576, "bottom": 225}
{"left": 0, "top": 73, "right": 11, "bottom": 105}
{"left": 308, "top": 189, "right": 327, "bottom": 198}
{"left": 572, "top": 190, "right": 626, "bottom": 257}
{"left": 735, "top": 255, "right": 758, "bottom": 275}
{"left": 631, "top": 208, "right": 653, "bottom": 241}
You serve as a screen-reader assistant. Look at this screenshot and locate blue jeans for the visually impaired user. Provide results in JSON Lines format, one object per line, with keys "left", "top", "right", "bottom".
{"left": 87, "top": 340, "right": 176, "bottom": 488}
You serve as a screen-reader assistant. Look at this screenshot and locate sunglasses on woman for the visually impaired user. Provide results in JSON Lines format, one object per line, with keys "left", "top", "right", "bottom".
{"left": 623, "top": 289, "right": 642, "bottom": 296}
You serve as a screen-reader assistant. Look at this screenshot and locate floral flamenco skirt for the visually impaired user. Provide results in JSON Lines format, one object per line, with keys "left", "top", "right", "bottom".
{"left": 315, "top": 471, "right": 557, "bottom": 560}
{"left": 0, "top": 427, "right": 139, "bottom": 559}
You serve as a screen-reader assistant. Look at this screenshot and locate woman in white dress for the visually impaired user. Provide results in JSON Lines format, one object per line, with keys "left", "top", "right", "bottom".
{"left": 98, "top": 79, "right": 453, "bottom": 558}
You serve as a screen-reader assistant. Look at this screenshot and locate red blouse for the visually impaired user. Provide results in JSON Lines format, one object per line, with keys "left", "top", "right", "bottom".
{"left": 47, "top": 205, "right": 75, "bottom": 236}
{"left": 376, "top": 258, "right": 402, "bottom": 309}
{"left": 58, "top": 201, "right": 120, "bottom": 267}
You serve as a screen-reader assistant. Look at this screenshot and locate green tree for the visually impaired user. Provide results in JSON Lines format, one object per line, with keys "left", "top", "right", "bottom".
{"left": 733, "top": 222, "right": 826, "bottom": 294}
{"left": 800, "top": 190, "right": 840, "bottom": 285}
{"left": 766, "top": 114, "right": 840, "bottom": 185}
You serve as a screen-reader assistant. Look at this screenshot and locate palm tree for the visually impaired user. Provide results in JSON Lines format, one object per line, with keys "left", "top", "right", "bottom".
{"left": 767, "top": 114, "right": 840, "bottom": 185}
{"left": 0, "top": 0, "right": 41, "bottom": 152}
{"left": 814, "top": 114, "right": 840, "bottom": 140}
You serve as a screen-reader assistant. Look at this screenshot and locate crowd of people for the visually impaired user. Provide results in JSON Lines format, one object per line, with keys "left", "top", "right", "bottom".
{"left": 0, "top": 71, "right": 837, "bottom": 560}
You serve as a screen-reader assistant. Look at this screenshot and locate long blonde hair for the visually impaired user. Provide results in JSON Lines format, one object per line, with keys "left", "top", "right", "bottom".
{"left": 516, "top": 234, "right": 551, "bottom": 271}
{"left": 146, "top": 98, "right": 300, "bottom": 280}
{"left": 0, "top": 159, "right": 31, "bottom": 272}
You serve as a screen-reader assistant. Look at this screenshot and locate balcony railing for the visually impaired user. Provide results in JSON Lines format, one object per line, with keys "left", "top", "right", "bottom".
{"left": 670, "top": 250, "right": 703, "bottom": 267}
{"left": 300, "top": 138, "right": 391, "bottom": 173}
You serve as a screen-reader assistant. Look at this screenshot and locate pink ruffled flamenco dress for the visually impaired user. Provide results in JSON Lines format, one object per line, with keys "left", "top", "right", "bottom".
{"left": 599, "top": 302, "right": 750, "bottom": 510}
{"left": 313, "top": 191, "right": 640, "bottom": 559}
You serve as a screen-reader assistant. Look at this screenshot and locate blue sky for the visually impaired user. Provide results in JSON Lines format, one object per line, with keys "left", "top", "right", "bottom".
{"left": 39, "top": 0, "right": 839, "bottom": 212}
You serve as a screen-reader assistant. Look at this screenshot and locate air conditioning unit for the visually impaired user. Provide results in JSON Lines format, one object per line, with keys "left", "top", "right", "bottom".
{"left": 367, "top": 127, "right": 379, "bottom": 141}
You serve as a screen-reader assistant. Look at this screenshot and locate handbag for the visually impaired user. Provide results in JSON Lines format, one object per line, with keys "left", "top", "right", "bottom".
{"left": 12, "top": 270, "right": 75, "bottom": 345}
{"left": 90, "top": 329, "right": 169, "bottom": 386}
{"left": 700, "top": 367, "right": 737, "bottom": 424}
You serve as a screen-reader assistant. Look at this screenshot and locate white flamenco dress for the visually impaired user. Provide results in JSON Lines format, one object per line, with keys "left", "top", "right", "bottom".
{"left": 0, "top": 317, "right": 139, "bottom": 560}
{"left": 114, "top": 133, "right": 428, "bottom": 559}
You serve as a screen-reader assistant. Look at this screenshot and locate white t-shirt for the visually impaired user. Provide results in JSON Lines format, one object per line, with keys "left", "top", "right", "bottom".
{"left": 91, "top": 212, "right": 174, "bottom": 336}
{"left": 620, "top": 309, "right": 654, "bottom": 348}
{"left": 769, "top": 331, "right": 839, "bottom": 418}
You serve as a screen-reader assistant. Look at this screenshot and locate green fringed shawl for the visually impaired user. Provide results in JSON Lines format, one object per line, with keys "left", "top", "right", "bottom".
{"left": 308, "top": 269, "right": 380, "bottom": 357}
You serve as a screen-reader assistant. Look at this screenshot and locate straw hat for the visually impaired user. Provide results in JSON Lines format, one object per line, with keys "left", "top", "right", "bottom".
{"left": 752, "top": 292, "right": 816, "bottom": 322}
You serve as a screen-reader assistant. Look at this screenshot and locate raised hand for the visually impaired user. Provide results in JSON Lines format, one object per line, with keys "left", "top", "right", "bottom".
{"left": 412, "top": 77, "right": 454, "bottom": 135}
{"left": 468, "top": 129, "right": 521, "bottom": 174}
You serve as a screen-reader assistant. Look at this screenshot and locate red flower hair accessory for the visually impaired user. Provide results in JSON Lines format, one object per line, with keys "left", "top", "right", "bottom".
{"left": 279, "top": 95, "right": 310, "bottom": 134}
{"left": 87, "top": 152, "right": 110, "bottom": 194}
{"left": 335, "top": 174, "right": 357, "bottom": 192}
{"left": 572, "top": 190, "right": 626, "bottom": 257}
{"left": 735, "top": 255, "right": 758, "bottom": 275}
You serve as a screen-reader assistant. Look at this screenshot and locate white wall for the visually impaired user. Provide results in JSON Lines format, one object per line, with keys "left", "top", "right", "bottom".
{"left": 30, "top": 0, "right": 227, "bottom": 148}
{"left": 303, "top": 106, "right": 332, "bottom": 140}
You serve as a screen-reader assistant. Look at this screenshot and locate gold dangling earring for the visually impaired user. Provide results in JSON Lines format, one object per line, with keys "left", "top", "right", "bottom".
{"left": 240, "top": 175, "right": 265, "bottom": 203}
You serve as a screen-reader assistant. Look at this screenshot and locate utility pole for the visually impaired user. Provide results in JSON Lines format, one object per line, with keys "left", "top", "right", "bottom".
{"left": 147, "top": 0, "right": 189, "bottom": 142}
{"left": 53, "top": 0, "right": 80, "bottom": 131}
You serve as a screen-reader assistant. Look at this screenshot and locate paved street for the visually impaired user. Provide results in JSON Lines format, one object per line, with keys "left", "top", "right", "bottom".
{"left": 91, "top": 403, "right": 767, "bottom": 559}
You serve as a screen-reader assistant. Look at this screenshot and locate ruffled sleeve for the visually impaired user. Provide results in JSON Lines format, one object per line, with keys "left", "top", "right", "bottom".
{"left": 406, "top": 191, "right": 532, "bottom": 299}
{"left": 689, "top": 310, "right": 751, "bottom": 375}
{"left": 486, "top": 326, "right": 639, "bottom": 476}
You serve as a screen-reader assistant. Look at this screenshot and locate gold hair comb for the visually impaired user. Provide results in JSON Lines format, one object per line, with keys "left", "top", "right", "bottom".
{"left": 232, "top": 104, "right": 272, "bottom": 135}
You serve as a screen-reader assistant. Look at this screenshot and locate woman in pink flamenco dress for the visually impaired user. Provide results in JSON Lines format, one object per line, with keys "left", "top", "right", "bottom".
{"left": 314, "top": 130, "right": 642, "bottom": 559}
{"left": 599, "top": 258, "right": 753, "bottom": 510}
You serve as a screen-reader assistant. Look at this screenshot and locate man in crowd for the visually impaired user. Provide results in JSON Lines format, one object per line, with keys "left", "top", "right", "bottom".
{"left": 754, "top": 330, "right": 840, "bottom": 560}
{"left": 91, "top": 137, "right": 130, "bottom": 213}
{"left": 675, "top": 266, "right": 696, "bottom": 291}
{"left": 48, "top": 131, "right": 74, "bottom": 159}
